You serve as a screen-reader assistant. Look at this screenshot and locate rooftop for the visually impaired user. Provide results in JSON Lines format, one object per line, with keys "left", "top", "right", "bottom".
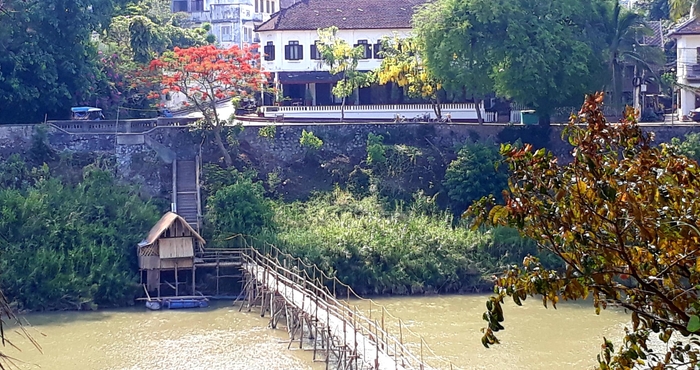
{"left": 669, "top": 16, "right": 700, "bottom": 36}
{"left": 256, "top": 0, "right": 426, "bottom": 31}
{"left": 642, "top": 20, "right": 664, "bottom": 47}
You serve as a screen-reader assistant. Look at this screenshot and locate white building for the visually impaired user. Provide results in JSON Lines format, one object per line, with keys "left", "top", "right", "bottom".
{"left": 255, "top": 0, "right": 422, "bottom": 106}
{"left": 172, "top": 0, "right": 291, "bottom": 49}
{"left": 670, "top": 17, "right": 700, "bottom": 118}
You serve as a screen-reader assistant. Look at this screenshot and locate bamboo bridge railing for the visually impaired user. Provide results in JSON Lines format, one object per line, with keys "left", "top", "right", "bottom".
{"left": 227, "top": 234, "right": 463, "bottom": 370}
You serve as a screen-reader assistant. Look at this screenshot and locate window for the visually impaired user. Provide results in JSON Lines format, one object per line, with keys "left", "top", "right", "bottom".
{"left": 173, "top": 0, "right": 187, "bottom": 12}
{"left": 354, "top": 40, "right": 371, "bottom": 59}
{"left": 221, "top": 26, "right": 232, "bottom": 42}
{"left": 191, "top": 0, "right": 203, "bottom": 12}
{"left": 272, "top": 1, "right": 276, "bottom": 13}
{"left": 373, "top": 41, "right": 385, "bottom": 59}
{"left": 264, "top": 41, "right": 276, "bottom": 61}
{"left": 266, "top": 0, "right": 270, "bottom": 13}
{"left": 696, "top": 47, "right": 700, "bottom": 64}
{"left": 255, "top": 0, "right": 259, "bottom": 13}
{"left": 285, "top": 41, "right": 303, "bottom": 60}
{"left": 310, "top": 40, "right": 322, "bottom": 60}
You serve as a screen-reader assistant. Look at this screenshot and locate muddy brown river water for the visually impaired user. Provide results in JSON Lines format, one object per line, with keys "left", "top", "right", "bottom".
{"left": 4, "top": 295, "right": 629, "bottom": 370}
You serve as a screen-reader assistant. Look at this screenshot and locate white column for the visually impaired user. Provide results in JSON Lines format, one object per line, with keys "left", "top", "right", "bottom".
{"left": 309, "top": 83, "right": 317, "bottom": 105}
{"left": 680, "top": 88, "right": 696, "bottom": 117}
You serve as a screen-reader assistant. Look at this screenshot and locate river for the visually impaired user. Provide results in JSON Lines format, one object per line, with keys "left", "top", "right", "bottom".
{"left": 4, "top": 295, "right": 628, "bottom": 370}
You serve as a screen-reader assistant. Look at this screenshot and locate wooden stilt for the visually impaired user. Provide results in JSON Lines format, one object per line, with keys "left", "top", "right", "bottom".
{"left": 191, "top": 266, "right": 196, "bottom": 296}
{"left": 174, "top": 263, "right": 179, "bottom": 296}
{"left": 299, "top": 296, "right": 305, "bottom": 349}
{"left": 216, "top": 262, "right": 220, "bottom": 296}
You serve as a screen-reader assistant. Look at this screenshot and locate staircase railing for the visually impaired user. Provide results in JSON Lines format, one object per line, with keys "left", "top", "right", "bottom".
{"left": 229, "top": 234, "right": 463, "bottom": 370}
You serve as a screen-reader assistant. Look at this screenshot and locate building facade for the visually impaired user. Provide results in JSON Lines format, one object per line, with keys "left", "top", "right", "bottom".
{"left": 670, "top": 17, "right": 700, "bottom": 118}
{"left": 172, "top": 0, "right": 288, "bottom": 49}
{"left": 255, "top": 0, "right": 423, "bottom": 106}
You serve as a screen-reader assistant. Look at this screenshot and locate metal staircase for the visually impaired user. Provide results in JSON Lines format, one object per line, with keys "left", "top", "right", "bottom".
{"left": 174, "top": 159, "right": 201, "bottom": 231}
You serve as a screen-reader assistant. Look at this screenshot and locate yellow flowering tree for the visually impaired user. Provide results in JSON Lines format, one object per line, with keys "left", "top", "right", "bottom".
{"left": 317, "top": 26, "right": 375, "bottom": 122}
{"left": 376, "top": 36, "right": 444, "bottom": 119}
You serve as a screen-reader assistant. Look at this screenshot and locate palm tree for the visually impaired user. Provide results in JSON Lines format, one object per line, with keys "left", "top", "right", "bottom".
{"left": 604, "top": 1, "right": 664, "bottom": 108}
{"left": 670, "top": 0, "right": 699, "bottom": 20}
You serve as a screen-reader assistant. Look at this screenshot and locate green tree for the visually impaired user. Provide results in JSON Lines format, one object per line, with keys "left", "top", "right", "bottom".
{"left": 671, "top": 132, "right": 700, "bottom": 161}
{"left": 416, "top": 0, "right": 608, "bottom": 125}
{"left": 670, "top": 0, "right": 699, "bottom": 20}
{"left": 636, "top": 0, "right": 670, "bottom": 20}
{"left": 444, "top": 142, "right": 508, "bottom": 214}
{"left": 95, "top": 0, "right": 213, "bottom": 118}
{"left": 413, "top": 0, "right": 494, "bottom": 124}
{"left": 470, "top": 93, "right": 700, "bottom": 369}
{"left": 207, "top": 177, "right": 274, "bottom": 240}
{"left": 317, "top": 26, "right": 375, "bottom": 121}
{"left": 0, "top": 0, "right": 128, "bottom": 122}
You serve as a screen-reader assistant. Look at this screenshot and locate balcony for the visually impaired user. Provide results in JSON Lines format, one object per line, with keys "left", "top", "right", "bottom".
{"left": 189, "top": 11, "right": 211, "bottom": 23}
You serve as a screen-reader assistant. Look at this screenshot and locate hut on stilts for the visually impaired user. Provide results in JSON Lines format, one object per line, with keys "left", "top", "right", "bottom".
{"left": 138, "top": 212, "right": 206, "bottom": 306}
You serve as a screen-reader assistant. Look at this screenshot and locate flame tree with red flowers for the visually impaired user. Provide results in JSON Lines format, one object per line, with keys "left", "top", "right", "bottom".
{"left": 149, "top": 45, "right": 267, "bottom": 167}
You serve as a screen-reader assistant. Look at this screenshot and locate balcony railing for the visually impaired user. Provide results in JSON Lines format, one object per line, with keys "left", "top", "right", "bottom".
{"left": 261, "top": 103, "right": 496, "bottom": 122}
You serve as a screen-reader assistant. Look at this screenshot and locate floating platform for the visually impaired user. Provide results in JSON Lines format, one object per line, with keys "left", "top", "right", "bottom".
{"left": 145, "top": 296, "right": 209, "bottom": 310}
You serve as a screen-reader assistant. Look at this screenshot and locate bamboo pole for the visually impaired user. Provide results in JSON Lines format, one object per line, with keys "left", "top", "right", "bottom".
{"left": 175, "top": 263, "right": 179, "bottom": 296}
{"left": 300, "top": 291, "right": 305, "bottom": 349}
{"left": 191, "top": 266, "right": 196, "bottom": 296}
{"left": 420, "top": 338, "right": 424, "bottom": 370}
{"left": 375, "top": 319, "right": 379, "bottom": 369}
{"left": 313, "top": 292, "right": 319, "bottom": 361}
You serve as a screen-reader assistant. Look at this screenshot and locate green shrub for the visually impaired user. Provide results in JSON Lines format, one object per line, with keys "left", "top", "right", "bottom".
{"left": 672, "top": 133, "right": 700, "bottom": 162}
{"left": 0, "top": 163, "right": 160, "bottom": 310}
{"left": 262, "top": 189, "right": 493, "bottom": 295}
{"left": 366, "top": 133, "right": 386, "bottom": 165}
{"left": 259, "top": 125, "right": 277, "bottom": 140}
{"left": 207, "top": 176, "right": 274, "bottom": 241}
{"left": 443, "top": 142, "right": 508, "bottom": 214}
{"left": 300, "top": 129, "right": 323, "bottom": 150}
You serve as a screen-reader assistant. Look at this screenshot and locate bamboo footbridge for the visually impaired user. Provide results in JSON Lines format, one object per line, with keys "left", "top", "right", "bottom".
{"left": 229, "top": 236, "right": 463, "bottom": 370}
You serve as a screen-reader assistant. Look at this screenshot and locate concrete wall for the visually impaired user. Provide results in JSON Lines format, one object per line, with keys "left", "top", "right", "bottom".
{"left": 4, "top": 122, "right": 700, "bottom": 201}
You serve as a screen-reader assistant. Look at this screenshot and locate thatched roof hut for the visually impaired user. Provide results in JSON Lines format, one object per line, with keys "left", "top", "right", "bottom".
{"left": 138, "top": 212, "right": 205, "bottom": 271}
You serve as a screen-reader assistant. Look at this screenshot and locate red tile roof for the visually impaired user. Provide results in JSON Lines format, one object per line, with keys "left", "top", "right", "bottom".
{"left": 256, "top": 0, "right": 426, "bottom": 31}
{"left": 669, "top": 16, "right": 700, "bottom": 36}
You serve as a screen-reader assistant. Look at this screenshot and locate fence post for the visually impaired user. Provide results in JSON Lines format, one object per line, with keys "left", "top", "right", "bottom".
{"left": 420, "top": 338, "right": 424, "bottom": 370}
{"left": 375, "top": 319, "right": 379, "bottom": 369}
{"left": 381, "top": 307, "right": 385, "bottom": 344}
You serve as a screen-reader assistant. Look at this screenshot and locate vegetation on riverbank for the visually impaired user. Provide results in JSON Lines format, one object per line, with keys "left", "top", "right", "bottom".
{"left": 256, "top": 189, "right": 558, "bottom": 296}
{"left": 0, "top": 154, "right": 160, "bottom": 311}
{"left": 203, "top": 149, "right": 559, "bottom": 296}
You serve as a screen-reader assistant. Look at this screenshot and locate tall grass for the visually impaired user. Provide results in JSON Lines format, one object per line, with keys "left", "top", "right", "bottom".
{"left": 259, "top": 189, "right": 532, "bottom": 295}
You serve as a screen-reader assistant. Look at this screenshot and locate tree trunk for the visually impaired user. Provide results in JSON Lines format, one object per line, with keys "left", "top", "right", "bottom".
{"left": 474, "top": 96, "right": 484, "bottom": 125}
{"left": 432, "top": 95, "right": 442, "bottom": 119}
{"left": 213, "top": 125, "right": 233, "bottom": 167}
{"left": 341, "top": 96, "right": 346, "bottom": 122}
